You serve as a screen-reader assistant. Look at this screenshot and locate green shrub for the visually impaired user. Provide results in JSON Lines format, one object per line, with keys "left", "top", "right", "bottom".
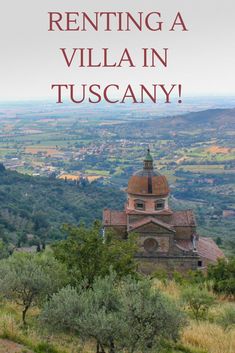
{"left": 208, "top": 258, "right": 235, "bottom": 296}
{"left": 181, "top": 286, "right": 214, "bottom": 321}
{"left": 216, "top": 304, "right": 235, "bottom": 331}
{"left": 173, "top": 271, "right": 185, "bottom": 285}
{"left": 151, "top": 269, "right": 168, "bottom": 284}
{"left": 35, "top": 342, "right": 62, "bottom": 353}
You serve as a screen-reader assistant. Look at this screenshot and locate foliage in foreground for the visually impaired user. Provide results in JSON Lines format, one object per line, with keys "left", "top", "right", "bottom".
{"left": 40, "top": 273, "right": 185, "bottom": 353}
{"left": 52, "top": 223, "right": 138, "bottom": 286}
{"left": 181, "top": 286, "right": 214, "bottom": 321}
{"left": 216, "top": 303, "right": 235, "bottom": 331}
{"left": 0, "top": 252, "right": 67, "bottom": 324}
{"left": 0, "top": 278, "right": 234, "bottom": 353}
{"left": 208, "top": 258, "right": 235, "bottom": 296}
{"left": 154, "top": 258, "right": 235, "bottom": 298}
{"left": 182, "top": 320, "right": 235, "bottom": 353}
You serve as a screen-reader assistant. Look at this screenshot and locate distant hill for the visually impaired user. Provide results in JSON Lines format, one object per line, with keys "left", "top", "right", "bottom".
{"left": 109, "top": 108, "right": 235, "bottom": 137}
{"left": 165, "top": 108, "right": 235, "bottom": 128}
{"left": 0, "top": 166, "right": 125, "bottom": 246}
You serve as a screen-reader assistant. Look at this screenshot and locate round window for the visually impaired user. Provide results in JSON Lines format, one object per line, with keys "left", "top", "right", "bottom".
{"left": 143, "top": 238, "right": 159, "bottom": 252}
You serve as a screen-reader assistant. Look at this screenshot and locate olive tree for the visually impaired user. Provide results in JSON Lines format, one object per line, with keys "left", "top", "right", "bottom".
{"left": 41, "top": 272, "right": 121, "bottom": 353}
{"left": 40, "top": 273, "right": 185, "bottom": 353}
{"left": 119, "top": 278, "right": 185, "bottom": 353}
{"left": 0, "top": 252, "right": 67, "bottom": 324}
{"left": 181, "top": 286, "right": 215, "bottom": 321}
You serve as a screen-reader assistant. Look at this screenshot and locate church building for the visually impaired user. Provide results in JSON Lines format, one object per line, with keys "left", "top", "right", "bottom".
{"left": 103, "top": 150, "right": 224, "bottom": 274}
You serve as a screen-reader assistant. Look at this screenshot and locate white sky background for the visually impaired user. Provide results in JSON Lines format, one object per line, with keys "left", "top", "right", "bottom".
{"left": 0, "top": 0, "right": 234, "bottom": 101}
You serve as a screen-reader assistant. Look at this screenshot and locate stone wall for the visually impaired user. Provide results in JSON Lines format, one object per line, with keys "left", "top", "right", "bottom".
{"left": 136, "top": 256, "right": 199, "bottom": 275}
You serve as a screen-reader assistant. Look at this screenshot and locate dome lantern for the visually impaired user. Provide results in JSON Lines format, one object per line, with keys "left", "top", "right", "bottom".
{"left": 126, "top": 149, "right": 170, "bottom": 198}
{"left": 144, "top": 148, "right": 153, "bottom": 170}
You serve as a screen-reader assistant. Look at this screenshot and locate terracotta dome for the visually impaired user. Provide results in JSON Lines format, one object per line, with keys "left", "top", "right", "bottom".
{"left": 127, "top": 149, "right": 170, "bottom": 197}
{"left": 127, "top": 174, "right": 169, "bottom": 196}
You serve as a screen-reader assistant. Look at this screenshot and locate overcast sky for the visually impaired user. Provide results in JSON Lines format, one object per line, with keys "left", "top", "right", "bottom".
{"left": 0, "top": 0, "right": 234, "bottom": 101}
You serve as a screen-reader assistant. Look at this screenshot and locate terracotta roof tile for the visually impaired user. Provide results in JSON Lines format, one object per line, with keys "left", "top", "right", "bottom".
{"left": 171, "top": 210, "right": 196, "bottom": 227}
{"left": 127, "top": 175, "right": 169, "bottom": 196}
{"left": 176, "top": 239, "right": 193, "bottom": 251}
{"left": 104, "top": 209, "right": 196, "bottom": 228}
{"left": 176, "top": 237, "right": 224, "bottom": 263}
{"left": 197, "top": 237, "right": 225, "bottom": 262}
{"left": 103, "top": 209, "right": 127, "bottom": 226}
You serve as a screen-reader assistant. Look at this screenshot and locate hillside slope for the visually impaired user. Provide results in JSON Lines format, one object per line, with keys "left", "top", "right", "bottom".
{"left": 0, "top": 167, "right": 125, "bottom": 246}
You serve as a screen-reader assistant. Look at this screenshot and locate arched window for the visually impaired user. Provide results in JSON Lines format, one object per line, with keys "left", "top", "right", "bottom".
{"left": 134, "top": 199, "right": 145, "bottom": 210}
{"left": 155, "top": 199, "right": 165, "bottom": 210}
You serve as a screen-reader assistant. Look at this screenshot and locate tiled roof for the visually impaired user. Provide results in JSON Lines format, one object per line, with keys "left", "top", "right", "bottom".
{"left": 175, "top": 240, "right": 194, "bottom": 252}
{"left": 129, "top": 217, "right": 175, "bottom": 232}
{"left": 103, "top": 209, "right": 127, "bottom": 226}
{"left": 197, "top": 237, "right": 225, "bottom": 262}
{"left": 171, "top": 210, "right": 196, "bottom": 227}
{"left": 127, "top": 175, "right": 169, "bottom": 196}
{"left": 176, "top": 237, "right": 224, "bottom": 262}
{"left": 104, "top": 209, "right": 195, "bottom": 228}
{"left": 103, "top": 208, "right": 224, "bottom": 263}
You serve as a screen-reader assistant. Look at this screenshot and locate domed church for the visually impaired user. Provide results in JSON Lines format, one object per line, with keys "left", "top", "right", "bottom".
{"left": 103, "top": 149, "right": 224, "bottom": 274}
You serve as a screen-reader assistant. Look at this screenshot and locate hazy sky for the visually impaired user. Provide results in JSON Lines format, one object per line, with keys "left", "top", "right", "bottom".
{"left": 0, "top": 0, "right": 234, "bottom": 101}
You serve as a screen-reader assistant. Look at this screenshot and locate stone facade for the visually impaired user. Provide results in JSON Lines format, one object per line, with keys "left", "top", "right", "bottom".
{"left": 103, "top": 150, "right": 224, "bottom": 274}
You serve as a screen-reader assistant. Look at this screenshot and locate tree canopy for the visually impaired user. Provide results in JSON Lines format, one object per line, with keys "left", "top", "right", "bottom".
{"left": 40, "top": 273, "right": 185, "bottom": 353}
{"left": 52, "top": 223, "right": 137, "bottom": 286}
{"left": 181, "top": 286, "right": 214, "bottom": 321}
{"left": 208, "top": 258, "right": 235, "bottom": 296}
{"left": 0, "top": 251, "right": 67, "bottom": 324}
{"left": 0, "top": 168, "right": 125, "bottom": 247}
